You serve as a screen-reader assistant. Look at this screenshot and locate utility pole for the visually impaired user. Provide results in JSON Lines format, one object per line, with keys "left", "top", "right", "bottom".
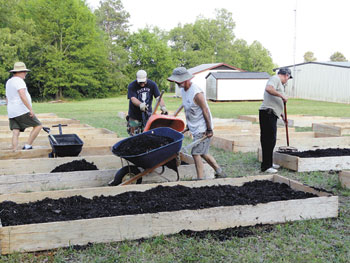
{"left": 292, "top": 0, "right": 297, "bottom": 97}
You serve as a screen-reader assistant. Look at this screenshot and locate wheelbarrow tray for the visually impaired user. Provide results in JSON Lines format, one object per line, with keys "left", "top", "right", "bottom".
{"left": 143, "top": 114, "right": 185, "bottom": 132}
{"left": 48, "top": 134, "right": 84, "bottom": 157}
{"left": 112, "top": 127, "right": 184, "bottom": 169}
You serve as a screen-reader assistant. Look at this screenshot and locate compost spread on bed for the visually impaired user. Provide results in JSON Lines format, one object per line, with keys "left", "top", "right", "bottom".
{"left": 278, "top": 148, "right": 350, "bottom": 158}
{"left": 50, "top": 159, "right": 98, "bottom": 173}
{"left": 113, "top": 134, "right": 174, "bottom": 156}
{"left": 0, "top": 180, "right": 317, "bottom": 227}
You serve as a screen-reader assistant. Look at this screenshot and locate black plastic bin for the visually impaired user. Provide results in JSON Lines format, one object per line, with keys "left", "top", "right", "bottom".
{"left": 48, "top": 134, "right": 84, "bottom": 157}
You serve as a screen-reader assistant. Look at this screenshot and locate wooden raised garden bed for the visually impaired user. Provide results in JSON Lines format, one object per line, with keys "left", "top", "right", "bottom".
{"left": 339, "top": 171, "right": 350, "bottom": 189}
{"left": 258, "top": 148, "right": 350, "bottom": 172}
{"left": 0, "top": 175, "right": 338, "bottom": 254}
{"left": 313, "top": 122, "right": 350, "bottom": 137}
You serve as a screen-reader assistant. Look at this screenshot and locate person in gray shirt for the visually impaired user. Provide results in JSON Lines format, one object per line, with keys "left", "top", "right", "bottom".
{"left": 259, "top": 68, "right": 292, "bottom": 173}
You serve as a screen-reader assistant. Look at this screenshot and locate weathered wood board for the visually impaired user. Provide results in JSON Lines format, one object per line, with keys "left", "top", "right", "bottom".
{"left": 0, "top": 135, "right": 119, "bottom": 149}
{"left": 258, "top": 148, "right": 350, "bottom": 172}
{"left": 0, "top": 118, "right": 80, "bottom": 126}
{"left": 0, "top": 174, "right": 338, "bottom": 254}
{"left": 338, "top": 171, "right": 350, "bottom": 189}
{"left": 0, "top": 113, "right": 58, "bottom": 120}
{"left": 239, "top": 114, "right": 350, "bottom": 127}
{"left": 212, "top": 134, "right": 350, "bottom": 153}
{"left": 0, "top": 164, "right": 213, "bottom": 194}
{"left": 0, "top": 133, "right": 119, "bottom": 145}
{"left": 0, "top": 144, "right": 119, "bottom": 160}
{"left": 313, "top": 122, "right": 350, "bottom": 137}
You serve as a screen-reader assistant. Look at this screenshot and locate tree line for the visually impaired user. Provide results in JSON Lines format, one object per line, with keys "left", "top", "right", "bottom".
{"left": 0, "top": 0, "right": 276, "bottom": 99}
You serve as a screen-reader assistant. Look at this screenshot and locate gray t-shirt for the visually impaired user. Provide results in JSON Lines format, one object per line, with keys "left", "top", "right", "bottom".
{"left": 259, "top": 75, "right": 286, "bottom": 118}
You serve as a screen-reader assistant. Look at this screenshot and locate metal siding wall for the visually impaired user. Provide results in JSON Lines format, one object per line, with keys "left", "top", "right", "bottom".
{"left": 206, "top": 75, "right": 217, "bottom": 100}
{"left": 286, "top": 64, "right": 350, "bottom": 103}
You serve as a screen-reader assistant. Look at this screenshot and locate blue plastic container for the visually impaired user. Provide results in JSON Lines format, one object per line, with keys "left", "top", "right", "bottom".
{"left": 111, "top": 127, "right": 184, "bottom": 169}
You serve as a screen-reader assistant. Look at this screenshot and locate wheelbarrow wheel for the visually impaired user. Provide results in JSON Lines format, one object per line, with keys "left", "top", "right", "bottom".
{"left": 108, "top": 165, "right": 142, "bottom": 186}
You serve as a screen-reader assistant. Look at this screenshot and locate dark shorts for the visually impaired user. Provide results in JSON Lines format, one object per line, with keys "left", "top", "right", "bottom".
{"left": 9, "top": 112, "right": 42, "bottom": 132}
{"left": 191, "top": 132, "right": 211, "bottom": 155}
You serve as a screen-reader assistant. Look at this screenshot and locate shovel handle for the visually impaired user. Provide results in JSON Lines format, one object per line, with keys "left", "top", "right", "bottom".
{"left": 152, "top": 90, "right": 164, "bottom": 115}
{"left": 284, "top": 101, "right": 290, "bottom": 147}
{"left": 173, "top": 104, "right": 184, "bottom": 117}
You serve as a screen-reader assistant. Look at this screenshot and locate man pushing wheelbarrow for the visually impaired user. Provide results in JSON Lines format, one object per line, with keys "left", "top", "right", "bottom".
{"left": 167, "top": 67, "right": 227, "bottom": 180}
{"left": 126, "top": 70, "right": 168, "bottom": 136}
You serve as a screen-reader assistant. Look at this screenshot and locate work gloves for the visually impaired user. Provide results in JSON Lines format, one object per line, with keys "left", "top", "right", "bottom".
{"left": 160, "top": 105, "right": 168, "bottom": 115}
{"left": 139, "top": 102, "right": 148, "bottom": 112}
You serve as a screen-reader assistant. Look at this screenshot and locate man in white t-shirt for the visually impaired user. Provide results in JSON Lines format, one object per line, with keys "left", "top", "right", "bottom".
{"left": 5, "top": 62, "right": 42, "bottom": 151}
{"left": 168, "top": 67, "right": 227, "bottom": 180}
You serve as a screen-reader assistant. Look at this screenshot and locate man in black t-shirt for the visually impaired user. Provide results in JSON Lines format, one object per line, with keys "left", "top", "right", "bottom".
{"left": 127, "top": 70, "right": 168, "bottom": 135}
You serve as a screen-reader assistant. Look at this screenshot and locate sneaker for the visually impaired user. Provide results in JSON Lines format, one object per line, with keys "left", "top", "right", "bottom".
{"left": 215, "top": 168, "right": 227, "bottom": 179}
{"left": 265, "top": 167, "right": 278, "bottom": 174}
{"left": 22, "top": 145, "right": 33, "bottom": 150}
{"left": 272, "top": 164, "right": 280, "bottom": 169}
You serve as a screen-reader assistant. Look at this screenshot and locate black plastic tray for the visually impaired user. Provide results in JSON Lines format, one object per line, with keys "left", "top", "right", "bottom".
{"left": 48, "top": 134, "right": 84, "bottom": 157}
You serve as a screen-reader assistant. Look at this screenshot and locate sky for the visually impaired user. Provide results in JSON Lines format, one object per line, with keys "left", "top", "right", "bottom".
{"left": 86, "top": 0, "right": 350, "bottom": 67}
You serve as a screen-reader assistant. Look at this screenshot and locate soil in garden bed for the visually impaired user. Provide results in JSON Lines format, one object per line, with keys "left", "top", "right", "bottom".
{"left": 50, "top": 159, "right": 98, "bottom": 173}
{"left": 113, "top": 134, "right": 174, "bottom": 156}
{"left": 278, "top": 148, "right": 350, "bottom": 158}
{"left": 0, "top": 180, "right": 318, "bottom": 227}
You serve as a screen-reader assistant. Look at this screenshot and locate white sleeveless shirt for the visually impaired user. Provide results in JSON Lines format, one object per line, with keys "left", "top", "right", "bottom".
{"left": 181, "top": 83, "right": 213, "bottom": 136}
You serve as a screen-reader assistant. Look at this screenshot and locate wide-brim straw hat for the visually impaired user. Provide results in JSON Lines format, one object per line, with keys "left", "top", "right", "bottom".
{"left": 9, "top": 62, "right": 31, "bottom": 73}
{"left": 167, "top": 67, "right": 193, "bottom": 83}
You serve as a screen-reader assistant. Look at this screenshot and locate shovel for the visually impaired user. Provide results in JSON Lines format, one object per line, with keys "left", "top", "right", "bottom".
{"left": 182, "top": 135, "right": 208, "bottom": 154}
{"left": 43, "top": 127, "right": 58, "bottom": 144}
{"left": 278, "top": 101, "right": 297, "bottom": 153}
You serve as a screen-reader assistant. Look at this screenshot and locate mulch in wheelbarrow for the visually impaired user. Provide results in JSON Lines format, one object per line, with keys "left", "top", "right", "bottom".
{"left": 279, "top": 148, "right": 350, "bottom": 158}
{"left": 50, "top": 159, "right": 98, "bottom": 173}
{"left": 114, "top": 134, "right": 174, "bottom": 156}
{"left": 0, "top": 180, "right": 317, "bottom": 227}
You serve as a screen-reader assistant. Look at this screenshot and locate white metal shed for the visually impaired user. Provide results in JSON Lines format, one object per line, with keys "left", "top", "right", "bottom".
{"left": 174, "top": 63, "right": 244, "bottom": 97}
{"left": 275, "top": 62, "right": 350, "bottom": 103}
{"left": 206, "top": 72, "right": 270, "bottom": 101}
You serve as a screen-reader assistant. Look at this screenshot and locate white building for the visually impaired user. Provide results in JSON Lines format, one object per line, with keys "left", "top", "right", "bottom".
{"left": 206, "top": 72, "right": 270, "bottom": 101}
{"left": 276, "top": 62, "right": 350, "bottom": 103}
{"left": 174, "top": 63, "right": 244, "bottom": 97}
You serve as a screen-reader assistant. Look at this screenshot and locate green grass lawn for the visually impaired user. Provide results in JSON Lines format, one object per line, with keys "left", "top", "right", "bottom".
{"left": 0, "top": 96, "right": 350, "bottom": 262}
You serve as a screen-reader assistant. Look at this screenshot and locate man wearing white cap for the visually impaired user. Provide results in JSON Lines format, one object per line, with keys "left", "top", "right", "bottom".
{"left": 5, "top": 62, "right": 42, "bottom": 151}
{"left": 168, "top": 67, "right": 227, "bottom": 180}
{"left": 127, "top": 69, "right": 168, "bottom": 135}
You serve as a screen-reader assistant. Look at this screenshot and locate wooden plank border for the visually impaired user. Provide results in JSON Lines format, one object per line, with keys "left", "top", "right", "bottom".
{"left": 258, "top": 148, "right": 350, "bottom": 172}
{"left": 0, "top": 175, "right": 338, "bottom": 254}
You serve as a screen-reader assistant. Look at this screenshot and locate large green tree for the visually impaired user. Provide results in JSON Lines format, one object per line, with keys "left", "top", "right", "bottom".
{"left": 303, "top": 51, "right": 317, "bottom": 62}
{"left": 126, "top": 28, "right": 176, "bottom": 90}
{"left": 168, "top": 8, "right": 274, "bottom": 73}
{"left": 94, "top": 0, "right": 130, "bottom": 94}
{"left": 330, "top": 51, "right": 347, "bottom": 62}
{"left": 0, "top": 0, "right": 37, "bottom": 96}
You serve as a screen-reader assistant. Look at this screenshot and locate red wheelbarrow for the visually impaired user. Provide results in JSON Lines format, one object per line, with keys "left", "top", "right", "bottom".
{"left": 143, "top": 91, "right": 185, "bottom": 133}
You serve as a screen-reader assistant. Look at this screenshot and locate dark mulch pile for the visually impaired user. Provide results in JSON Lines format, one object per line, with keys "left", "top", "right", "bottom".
{"left": 50, "top": 159, "right": 98, "bottom": 173}
{"left": 113, "top": 134, "right": 174, "bottom": 156}
{"left": 0, "top": 180, "right": 318, "bottom": 227}
{"left": 179, "top": 224, "right": 274, "bottom": 241}
{"left": 278, "top": 148, "right": 350, "bottom": 158}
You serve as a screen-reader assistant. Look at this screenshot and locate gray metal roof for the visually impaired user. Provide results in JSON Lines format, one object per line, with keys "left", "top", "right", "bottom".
{"left": 188, "top": 63, "right": 242, "bottom": 74}
{"left": 274, "top": 61, "right": 350, "bottom": 71}
{"left": 206, "top": 72, "right": 270, "bottom": 79}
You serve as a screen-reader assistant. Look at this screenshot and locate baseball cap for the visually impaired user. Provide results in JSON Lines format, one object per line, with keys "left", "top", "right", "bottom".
{"left": 136, "top": 70, "right": 147, "bottom": 83}
{"left": 278, "top": 68, "right": 293, "bottom": 78}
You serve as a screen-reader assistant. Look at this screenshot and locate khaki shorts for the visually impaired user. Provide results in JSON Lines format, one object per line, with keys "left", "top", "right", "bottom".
{"left": 191, "top": 132, "right": 211, "bottom": 155}
{"left": 9, "top": 112, "right": 42, "bottom": 132}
